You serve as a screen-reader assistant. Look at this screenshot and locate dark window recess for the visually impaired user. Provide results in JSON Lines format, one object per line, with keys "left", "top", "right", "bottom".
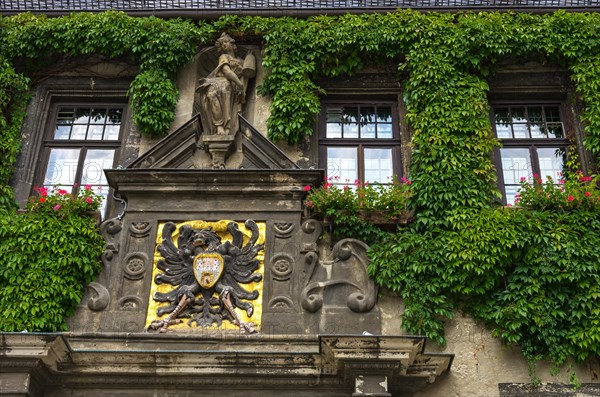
{"left": 40, "top": 106, "right": 124, "bottom": 215}
{"left": 319, "top": 103, "right": 401, "bottom": 185}
{"left": 493, "top": 104, "right": 568, "bottom": 205}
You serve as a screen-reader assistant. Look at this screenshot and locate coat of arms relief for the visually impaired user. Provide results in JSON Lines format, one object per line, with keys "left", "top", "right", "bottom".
{"left": 146, "top": 220, "right": 265, "bottom": 334}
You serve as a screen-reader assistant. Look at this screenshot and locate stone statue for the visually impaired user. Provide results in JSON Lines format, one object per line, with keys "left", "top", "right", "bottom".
{"left": 197, "top": 33, "right": 256, "bottom": 137}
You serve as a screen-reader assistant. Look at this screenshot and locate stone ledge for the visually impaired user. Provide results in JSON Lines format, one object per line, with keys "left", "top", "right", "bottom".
{"left": 1, "top": 333, "right": 452, "bottom": 396}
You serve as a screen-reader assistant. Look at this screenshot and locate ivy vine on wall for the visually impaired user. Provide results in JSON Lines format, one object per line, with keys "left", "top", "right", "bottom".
{"left": 0, "top": 10, "right": 599, "bottom": 370}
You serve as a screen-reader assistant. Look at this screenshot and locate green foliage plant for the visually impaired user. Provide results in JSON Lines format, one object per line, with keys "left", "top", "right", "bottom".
{"left": 0, "top": 188, "right": 104, "bottom": 331}
{"left": 515, "top": 171, "right": 600, "bottom": 211}
{"left": 304, "top": 176, "right": 411, "bottom": 244}
{"left": 27, "top": 184, "right": 104, "bottom": 216}
{"left": 0, "top": 58, "right": 30, "bottom": 209}
{"left": 305, "top": 176, "right": 412, "bottom": 220}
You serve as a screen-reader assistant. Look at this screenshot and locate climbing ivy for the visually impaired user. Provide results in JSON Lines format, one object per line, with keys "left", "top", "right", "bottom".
{"left": 0, "top": 208, "right": 104, "bottom": 331}
{"left": 0, "top": 10, "right": 599, "bottom": 369}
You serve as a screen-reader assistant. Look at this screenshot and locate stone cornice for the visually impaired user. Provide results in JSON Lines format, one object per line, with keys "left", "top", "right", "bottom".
{"left": 1, "top": 333, "right": 452, "bottom": 396}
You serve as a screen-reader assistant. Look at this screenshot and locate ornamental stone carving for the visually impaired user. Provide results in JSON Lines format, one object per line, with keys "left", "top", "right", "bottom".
{"left": 196, "top": 33, "right": 256, "bottom": 169}
{"left": 147, "top": 220, "right": 264, "bottom": 334}
{"left": 301, "top": 238, "right": 377, "bottom": 314}
{"left": 123, "top": 252, "right": 148, "bottom": 280}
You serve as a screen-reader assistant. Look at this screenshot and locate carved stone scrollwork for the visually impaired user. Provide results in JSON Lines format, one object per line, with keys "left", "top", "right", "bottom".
{"left": 100, "top": 218, "right": 122, "bottom": 267}
{"left": 118, "top": 296, "right": 143, "bottom": 311}
{"left": 103, "top": 243, "right": 119, "bottom": 262}
{"left": 93, "top": 217, "right": 123, "bottom": 308}
{"left": 124, "top": 253, "right": 148, "bottom": 280}
{"left": 87, "top": 282, "right": 110, "bottom": 311}
{"left": 270, "top": 254, "right": 293, "bottom": 281}
{"left": 301, "top": 219, "right": 323, "bottom": 253}
{"left": 301, "top": 239, "right": 377, "bottom": 314}
{"left": 129, "top": 222, "right": 151, "bottom": 238}
{"left": 268, "top": 297, "right": 294, "bottom": 310}
{"left": 273, "top": 222, "right": 294, "bottom": 239}
{"left": 101, "top": 218, "right": 123, "bottom": 237}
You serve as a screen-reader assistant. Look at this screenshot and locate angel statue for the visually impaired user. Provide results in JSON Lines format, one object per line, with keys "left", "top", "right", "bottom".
{"left": 197, "top": 33, "right": 256, "bottom": 137}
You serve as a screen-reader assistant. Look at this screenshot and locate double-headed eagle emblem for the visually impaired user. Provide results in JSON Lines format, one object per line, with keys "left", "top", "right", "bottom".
{"left": 147, "top": 220, "right": 264, "bottom": 333}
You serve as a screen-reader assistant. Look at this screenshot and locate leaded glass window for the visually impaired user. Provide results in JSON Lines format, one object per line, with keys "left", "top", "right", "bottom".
{"left": 493, "top": 104, "right": 568, "bottom": 205}
{"left": 320, "top": 102, "right": 401, "bottom": 186}
{"left": 40, "top": 106, "right": 124, "bottom": 215}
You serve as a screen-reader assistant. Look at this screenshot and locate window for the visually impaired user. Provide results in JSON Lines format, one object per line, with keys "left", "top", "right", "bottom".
{"left": 38, "top": 105, "right": 124, "bottom": 215}
{"left": 319, "top": 102, "right": 401, "bottom": 186}
{"left": 493, "top": 104, "right": 568, "bottom": 205}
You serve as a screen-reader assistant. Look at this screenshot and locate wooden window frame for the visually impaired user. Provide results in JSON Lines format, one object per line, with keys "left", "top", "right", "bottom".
{"left": 35, "top": 100, "right": 129, "bottom": 216}
{"left": 491, "top": 101, "right": 570, "bottom": 205}
{"left": 318, "top": 100, "right": 402, "bottom": 184}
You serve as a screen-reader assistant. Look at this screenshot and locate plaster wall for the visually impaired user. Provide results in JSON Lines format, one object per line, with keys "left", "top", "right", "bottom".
{"left": 379, "top": 288, "right": 600, "bottom": 397}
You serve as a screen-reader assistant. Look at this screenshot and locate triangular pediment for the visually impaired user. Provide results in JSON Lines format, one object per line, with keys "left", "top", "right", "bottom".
{"left": 128, "top": 114, "right": 298, "bottom": 170}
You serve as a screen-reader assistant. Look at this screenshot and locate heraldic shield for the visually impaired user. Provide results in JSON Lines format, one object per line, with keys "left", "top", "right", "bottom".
{"left": 193, "top": 253, "right": 224, "bottom": 289}
{"left": 147, "top": 219, "right": 264, "bottom": 334}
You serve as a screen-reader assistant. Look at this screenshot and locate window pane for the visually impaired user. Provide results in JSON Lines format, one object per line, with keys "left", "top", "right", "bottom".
{"left": 92, "top": 185, "right": 110, "bottom": 216}
{"left": 54, "top": 125, "right": 71, "bottom": 140}
{"left": 326, "top": 123, "right": 342, "bottom": 138}
{"left": 73, "top": 108, "right": 91, "bottom": 124}
{"left": 504, "top": 185, "right": 521, "bottom": 206}
{"left": 494, "top": 107, "right": 511, "bottom": 138}
{"left": 495, "top": 123, "right": 511, "bottom": 138}
{"left": 377, "top": 107, "right": 392, "bottom": 123}
{"left": 512, "top": 123, "right": 529, "bottom": 139}
{"left": 89, "top": 108, "right": 107, "bottom": 124}
{"left": 545, "top": 106, "right": 561, "bottom": 122}
{"left": 327, "top": 147, "right": 357, "bottom": 184}
{"left": 44, "top": 148, "right": 81, "bottom": 186}
{"left": 360, "top": 107, "right": 376, "bottom": 124}
{"left": 87, "top": 125, "right": 104, "bottom": 140}
{"left": 362, "top": 123, "right": 376, "bottom": 138}
{"left": 495, "top": 107, "right": 509, "bottom": 123}
{"left": 104, "top": 125, "right": 121, "bottom": 141}
{"left": 377, "top": 123, "right": 393, "bottom": 139}
{"left": 342, "top": 107, "right": 358, "bottom": 124}
{"left": 342, "top": 107, "right": 359, "bottom": 138}
{"left": 71, "top": 124, "right": 88, "bottom": 140}
{"left": 500, "top": 148, "right": 532, "bottom": 205}
{"left": 528, "top": 106, "right": 545, "bottom": 138}
{"left": 546, "top": 122, "right": 564, "bottom": 139}
{"left": 528, "top": 106, "right": 543, "bottom": 124}
{"left": 107, "top": 108, "right": 123, "bottom": 124}
{"left": 326, "top": 107, "right": 343, "bottom": 138}
{"left": 511, "top": 107, "right": 526, "bottom": 123}
{"left": 57, "top": 108, "right": 76, "bottom": 125}
{"left": 360, "top": 107, "right": 377, "bottom": 137}
{"left": 364, "top": 148, "right": 393, "bottom": 184}
{"left": 81, "top": 149, "right": 115, "bottom": 186}
{"left": 500, "top": 148, "right": 532, "bottom": 184}
{"left": 537, "top": 147, "right": 565, "bottom": 181}
{"left": 344, "top": 123, "right": 359, "bottom": 138}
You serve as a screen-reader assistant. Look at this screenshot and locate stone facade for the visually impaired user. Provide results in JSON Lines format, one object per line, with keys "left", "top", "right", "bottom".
{"left": 2, "top": 25, "right": 599, "bottom": 397}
